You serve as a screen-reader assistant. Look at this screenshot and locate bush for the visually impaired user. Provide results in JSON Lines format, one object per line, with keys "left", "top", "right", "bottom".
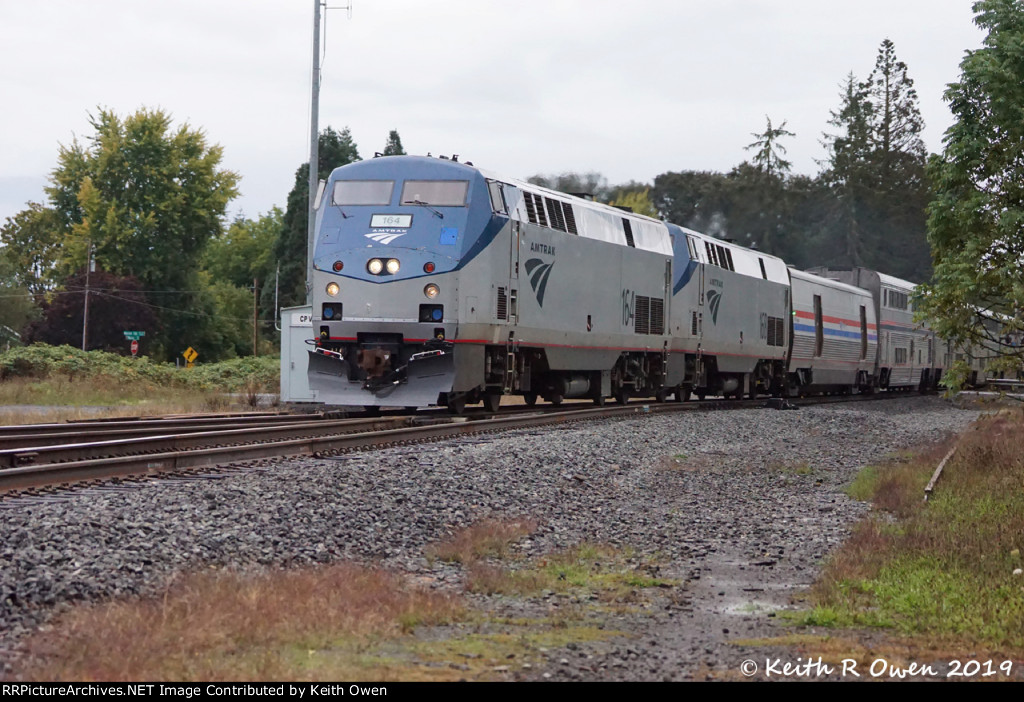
{"left": 0, "top": 343, "right": 278, "bottom": 393}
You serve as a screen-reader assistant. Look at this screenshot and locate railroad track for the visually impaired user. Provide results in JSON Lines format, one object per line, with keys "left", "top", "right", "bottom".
{"left": 0, "top": 392, "right": 898, "bottom": 493}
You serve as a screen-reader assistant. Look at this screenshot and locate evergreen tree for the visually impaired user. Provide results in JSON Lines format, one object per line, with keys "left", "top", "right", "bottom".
{"left": 817, "top": 44, "right": 930, "bottom": 281}
{"left": 820, "top": 73, "right": 876, "bottom": 268}
{"left": 864, "top": 38, "right": 931, "bottom": 279}
{"left": 920, "top": 0, "right": 1024, "bottom": 373}
{"left": 271, "top": 127, "right": 360, "bottom": 310}
{"left": 382, "top": 129, "right": 406, "bottom": 156}
{"left": 745, "top": 116, "right": 795, "bottom": 179}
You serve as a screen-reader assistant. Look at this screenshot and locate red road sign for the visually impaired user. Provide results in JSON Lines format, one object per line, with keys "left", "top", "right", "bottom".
{"left": 130, "top": 340, "right": 139, "bottom": 356}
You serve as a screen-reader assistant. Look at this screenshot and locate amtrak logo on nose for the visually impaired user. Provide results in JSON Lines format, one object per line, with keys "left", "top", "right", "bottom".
{"left": 365, "top": 231, "right": 405, "bottom": 245}
{"left": 524, "top": 258, "right": 555, "bottom": 307}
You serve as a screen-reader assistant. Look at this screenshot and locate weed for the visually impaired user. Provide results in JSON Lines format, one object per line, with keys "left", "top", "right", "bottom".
{"left": 424, "top": 517, "right": 538, "bottom": 564}
{"left": 17, "top": 564, "right": 463, "bottom": 682}
{"left": 799, "top": 416, "right": 1024, "bottom": 653}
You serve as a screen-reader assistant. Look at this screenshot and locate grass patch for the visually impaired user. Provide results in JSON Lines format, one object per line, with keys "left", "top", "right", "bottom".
{"left": 17, "top": 519, "right": 676, "bottom": 681}
{"left": 0, "top": 344, "right": 279, "bottom": 394}
{"left": 18, "top": 564, "right": 464, "bottom": 682}
{"left": 802, "top": 416, "right": 1024, "bottom": 652}
{"left": 0, "top": 344, "right": 281, "bottom": 421}
{"left": 466, "top": 543, "right": 676, "bottom": 600}
{"left": 773, "top": 461, "right": 813, "bottom": 476}
{"left": 425, "top": 518, "right": 538, "bottom": 564}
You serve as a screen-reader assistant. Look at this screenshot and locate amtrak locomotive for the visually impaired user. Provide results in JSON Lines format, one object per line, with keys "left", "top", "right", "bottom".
{"left": 307, "top": 155, "right": 943, "bottom": 412}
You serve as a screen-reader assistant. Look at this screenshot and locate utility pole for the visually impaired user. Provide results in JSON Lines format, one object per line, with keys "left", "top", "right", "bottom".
{"left": 306, "top": 0, "right": 321, "bottom": 305}
{"left": 81, "top": 244, "right": 94, "bottom": 351}
{"left": 253, "top": 277, "right": 259, "bottom": 357}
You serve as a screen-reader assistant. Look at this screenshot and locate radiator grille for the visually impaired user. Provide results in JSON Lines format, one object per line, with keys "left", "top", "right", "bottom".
{"left": 496, "top": 287, "right": 508, "bottom": 320}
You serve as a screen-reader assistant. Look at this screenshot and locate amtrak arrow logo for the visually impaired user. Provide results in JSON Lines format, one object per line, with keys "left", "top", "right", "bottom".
{"left": 365, "top": 231, "right": 405, "bottom": 245}
{"left": 707, "top": 289, "right": 722, "bottom": 325}
{"left": 524, "top": 258, "right": 555, "bottom": 307}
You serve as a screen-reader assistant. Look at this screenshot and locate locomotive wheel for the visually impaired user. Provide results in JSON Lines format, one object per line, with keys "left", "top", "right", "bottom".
{"left": 549, "top": 394, "right": 563, "bottom": 406}
{"left": 523, "top": 392, "right": 538, "bottom": 406}
{"left": 593, "top": 394, "right": 606, "bottom": 406}
{"left": 447, "top": 395, "right": 467, "bottom": 415}
{"left": 483, "top": 392, "right": 501, "bottom": 413}
{"left": 696, "top": 391, "right": 706, "bottom": 401}
{"left": 675, "top": 386, "right": 691, "bottom": 402}
{"left": 655, "top": 389, "right": 668, "bottom": 403}
{"left": 614, "top": 388, "right": 629, "bottom": 405}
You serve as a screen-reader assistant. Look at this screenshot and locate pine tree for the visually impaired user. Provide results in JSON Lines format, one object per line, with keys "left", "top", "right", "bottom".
{"left": 820, "top": 73, "right": 876, "bottom": 267}
{"left": 817, "top": 41, "right": 931, "bottom": 281}
{"left": 745, "top": 116, "right": 795, "bottom": 180}
{"left": 271, "top": 127, "right": 360, "bottom": 310}
{"left": 382, "top": 129, "right": 406, "bottom": 156}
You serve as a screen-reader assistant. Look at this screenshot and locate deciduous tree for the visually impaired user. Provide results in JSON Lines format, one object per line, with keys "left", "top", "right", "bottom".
{"left": 23, "top": 270, "right": 157, "bottom": 353}
{"left": 920, "top": 0, "right": 1024, "bottom": 374}
{"left": 0, "top": 203, "right": 63, "bottom": 294}
{"left": 31, "top": 107, "right": 240, "bottom": 359}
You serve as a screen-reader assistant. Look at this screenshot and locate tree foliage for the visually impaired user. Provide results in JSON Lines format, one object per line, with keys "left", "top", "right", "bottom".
{"left": 0, "top": 203, "right": 63, "bottom": 294}
{"left": 816, "top": 40, "right": 931, "bottom": 281}
{"left": 48, "top": 109, "right": 239, "bottom": 293}
{"left": 23, "top": 270, "right": 158, "bottom": 353}
{"left": 382, "top": 129, "right": 406, "bottom": 156}
{"left": 0, "top": 250, "right": 38, "bottom": 342}
{"left": 204, "top": 208, "right": 282, "bottom": 290}
{"left": 745, "top": 115, "right": 795, "bottom": 179}
{"left": 527, "top": 172, "right": 610, "bottom": 201}
{"left": 5, "top": 107, "right": 240, "bottom": 360}
{"left": 920, "top": 0, "right": 1024, "bottom": 368}
{"left": 609, "top": 188, "right": 658, "bottom": 218}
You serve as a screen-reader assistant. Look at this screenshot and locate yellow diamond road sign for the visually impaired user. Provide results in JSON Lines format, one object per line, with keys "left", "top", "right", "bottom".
{"left": 183, "top": 347, "right": 198, "bottom": 363}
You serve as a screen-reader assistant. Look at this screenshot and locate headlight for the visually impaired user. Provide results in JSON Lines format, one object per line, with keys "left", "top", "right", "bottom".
{"left": 386, "top": 258, "right": 400, "bottom": 274}
{"left": 367, "top": 258, "right": 384, "bottom": 275}
{"left": 326, "top": 282, "right": 340, "bottom": 297}
{"left": 424, "top": 284, "right": 440, "bottom": 299}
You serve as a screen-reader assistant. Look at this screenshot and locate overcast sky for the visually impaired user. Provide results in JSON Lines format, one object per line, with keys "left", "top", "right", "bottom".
{"left": 0, "top": 1, "right": 985, "bottom": 226}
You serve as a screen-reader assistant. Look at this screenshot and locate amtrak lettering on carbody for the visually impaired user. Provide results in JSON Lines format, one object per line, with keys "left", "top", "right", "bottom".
{"left": 530, "top": 242, "right": 556, "bottom": 255}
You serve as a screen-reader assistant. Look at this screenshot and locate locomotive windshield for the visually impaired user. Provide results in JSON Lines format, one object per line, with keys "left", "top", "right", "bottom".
{"left": 333, "top": 180, "right": 394, "bottom": 206}
{"left": 400, "top": 180, "right": 469, "bottom": 207}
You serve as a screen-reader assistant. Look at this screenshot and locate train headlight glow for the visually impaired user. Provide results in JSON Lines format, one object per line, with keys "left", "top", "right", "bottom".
{"left": 386, "top": 258, "right": 400, "bottom": 274}
{"left": 424, "top": 284, "right": 440, "bottom": 299}
{"left": 326, "top": 282, "right": 340, "bottom": 297}
{"left": 367, "top": 258, "right": 384, "bottom": 275}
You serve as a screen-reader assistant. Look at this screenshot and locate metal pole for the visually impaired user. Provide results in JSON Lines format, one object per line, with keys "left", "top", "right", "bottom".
{"left": 307, "top": 0, "right": 321, "bottom": 305}
{"left": 81, "top": 244, "right": 92, "bottom": 351}
{"left": 253, "top": 277, "right": 259, "bottom": 357}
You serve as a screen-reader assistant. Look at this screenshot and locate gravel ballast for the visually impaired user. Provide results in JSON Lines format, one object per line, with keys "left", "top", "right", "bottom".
{"left": 0, "top": 396, "right": 980, "bottom": 680}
